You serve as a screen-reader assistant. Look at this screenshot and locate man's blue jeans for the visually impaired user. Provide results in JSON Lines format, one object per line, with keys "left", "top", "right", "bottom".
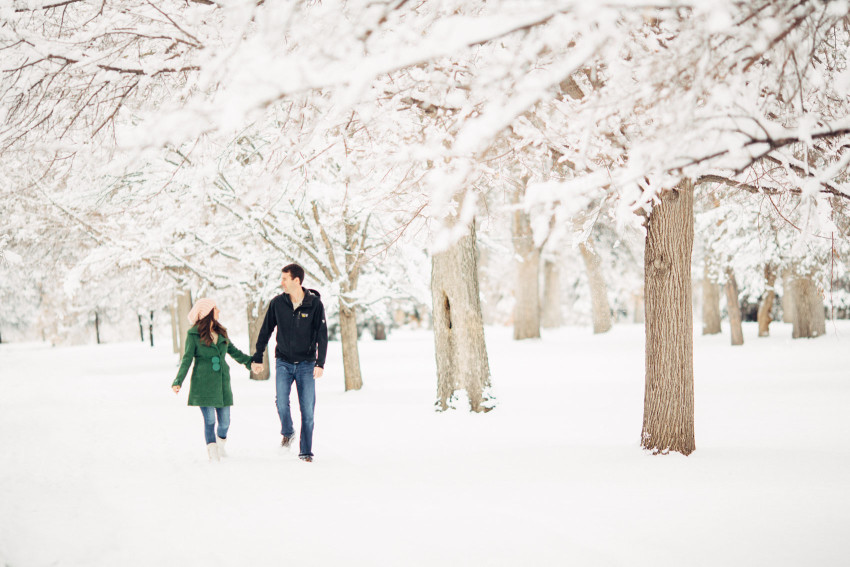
{"left": 275, "top": 359, "right": 316, "bottom": 457}
{"left": 199, "top": 406, "right": 230, "bottom": 445}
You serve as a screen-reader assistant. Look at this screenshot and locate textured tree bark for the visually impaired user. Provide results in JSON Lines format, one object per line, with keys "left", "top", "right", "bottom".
{"left": 641, "top": 180, "right": 695, "bottom": 456}
{"left": 512, "top": 202, "right": 541, "bottom": 340}
{"left": 341, "top": 215, "right": 365, "bottom": 390}
{"left": 701, "top": 263, "right": 721, "bottom": 335}
{"left": 757, "top": 265, "right": 777, "bottom": 337}
{"left": 541, "top": 259, "right": 563, "bottom": 329}
{"left": 791, "top": 277, "right": 813, "bottom": 338}
{"left": 725, "top": 269, "right": 744, "bottom": 346}
{"left": 432, "top": 224, "right": 494, "bottom": 413}
{"left": 781, "top": 269, "right": 795, "bottom": 323}
{"left": 176, "top": 289, "right": 192, "bottom": 354}
{"left": 339, "top": 302, "right": 363, "bottom": 390}
{"left": 792, "top": 276, "right": 826, "bottom": 339}
{"left": 813, "top": 290, "right": 827, "bottom": 337}
{"left": 579, "top": 241, "right": 612, "bottom": 334}
{"left": 247, "top": 297, "right": 270, "bottom": 381}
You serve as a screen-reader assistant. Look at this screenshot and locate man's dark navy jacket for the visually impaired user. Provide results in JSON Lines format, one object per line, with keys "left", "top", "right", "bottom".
{"left": 252, "top": 288, "right": 328, "bottom": 368}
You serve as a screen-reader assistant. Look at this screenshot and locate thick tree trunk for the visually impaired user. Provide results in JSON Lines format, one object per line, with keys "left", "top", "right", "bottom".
{"left": 170, "top": 303, "right": 180, "bottom": 353}
{"left": 781, "top": 269, "right": 794, "bottom": 323}
{"left": 701, "top": 263, "right": 721, "bottom": 335}
{"left": 813, "top": 291, "right": 827, "bottom": 336}
{"left": 512, "top": 204, "right": 541, "bottom": 340}
{"left": 791, "top": 276, "right": 826, "bottom": 338}
{"left": 540, "top": 259, "right": 563, "bottom": 329}
{"left": 791, "top": 277, "right": 813, "bottom": 338}
{"left": 339, "top": 302, "right": 363, "bottom": 391}
{"left": 247, "top": 297, "right": 270, "bottom": 381}
{"left": 579, "top": 241, "right": 612, "bottom": 334}
{"left": 725, "top": 269, "right": 744, "bottom": 346}
{"left": 176, "top": 290, "right": 192, "bottom": 354}
{"left": 642, "top": 180, "right": 695, "bottom": 456}
{"left": 632, "top": 288, "right": 645, "bottom": 324}
{"left": 757, "top": 265, "right": 777, "bottom": 337}
{"left": 432, "top": 224, "right": 494, "bottom": 413}
{"left": 372, "top": 322, "right": 387, "bottom": 340}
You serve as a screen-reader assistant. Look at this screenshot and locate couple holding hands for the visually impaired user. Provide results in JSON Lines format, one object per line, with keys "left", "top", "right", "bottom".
{"left": 171, "top": 264, "right": 328, "bottom": 463}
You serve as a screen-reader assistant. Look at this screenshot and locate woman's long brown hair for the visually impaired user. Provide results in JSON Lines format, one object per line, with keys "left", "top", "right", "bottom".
{"left": 197, "top": 310, "right": 229, "bottom": 346}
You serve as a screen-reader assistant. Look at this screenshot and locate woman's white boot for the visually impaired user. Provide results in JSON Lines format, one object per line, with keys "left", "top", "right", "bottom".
{"left": 207, "top": 442, "right": 220, "bottom": 462}
{"left": 216, "top": 436, "right": 227, "bottom": 458}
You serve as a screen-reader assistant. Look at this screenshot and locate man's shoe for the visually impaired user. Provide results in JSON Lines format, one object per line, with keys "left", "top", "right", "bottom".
{"left": 299, "top": 455, "right": 313, "bottom": 463}
{"left": 281, "top": 435, "right": 294, "bottom": 448}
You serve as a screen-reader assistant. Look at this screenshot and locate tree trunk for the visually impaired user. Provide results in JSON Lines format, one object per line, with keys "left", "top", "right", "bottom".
{"left": 511, "top": 202, "right": 541, "bottom": 340}
{"left": 170, "top": 303, "right": 180, "bottom": 353}
{"left": 632, "top": 288, "right": 645, "bottom": 324}
{"left": 540, "top": 259, "right": 563, "bottom": 329}
{"left": 781, "top": 268, "right": 794, "bottom": 323}
{"left": 432, "top": 223, "right": 494, "bottom": 413}
{"left": 757, "top": 265, "right": 777, "bottom": 337}
{"left": 372, "top": 322, "right": 387, "bottom": 340}
{"left": 176, "top": 290, "right": 192, "bottom": 354}
{"left": 513, "top": 246, "right": 541, "bottom": 339}
{"left": 641, "top": 180, "right": 695, "bottom": 456}
{"left": 792, "top": 275, "right": 826, "bottom": 338}
{"left": 701, "top": 264, "right": 721, "bottom": 335}
{"left": 137, "top": 314, "right": 144, "bottom": 342}
{"left": 725, "top": 269, "right": 744, "bottom": 346}
{"left": 579, "top": 241, "right": 612, "bottom": 334}
{"left": 339, "top": 301, "right": 363, "bottom": 391}
{"left": 149, "top": 310, "right": 154, "bottom": 347}
{"left": 339, "top": 211, "right": 366, "bottom": 391}
{"left": 791, "top": 277, "right": 813, "bottom": 338}
{"left": 247, "top": 297, "right": 270, "bottom": 381}
{"left": 95, "top": 312, "right": 101, "bottom": 345}
{"left": 813, "top": 290, "right": 827, "bottom": 337}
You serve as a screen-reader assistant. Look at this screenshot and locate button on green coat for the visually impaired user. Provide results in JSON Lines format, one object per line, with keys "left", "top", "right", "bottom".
{"left": 172, "top": 326, "right": 253, "bottom": 407}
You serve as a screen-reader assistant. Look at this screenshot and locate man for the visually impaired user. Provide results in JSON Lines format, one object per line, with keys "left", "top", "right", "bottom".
{"left": 251, "top": 263, "right": 328, "bottom": 462}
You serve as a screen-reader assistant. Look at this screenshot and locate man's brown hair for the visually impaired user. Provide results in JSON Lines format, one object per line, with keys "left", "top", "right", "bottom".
{"left": 282, "top": 263, "right": 305, "bottom": 284}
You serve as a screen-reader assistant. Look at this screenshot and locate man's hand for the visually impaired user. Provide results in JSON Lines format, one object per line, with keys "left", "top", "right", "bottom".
{"left": 313, "top": 367, "right": 323, "bottom": 379}
{"left": 251, "top": 362, "right": 264, "bottom": 375}
{"left": 172, "top": 385, "right": 180, "bottom": 394}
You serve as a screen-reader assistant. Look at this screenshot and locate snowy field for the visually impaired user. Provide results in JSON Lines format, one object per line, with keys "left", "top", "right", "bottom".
{"left": 1, "top": 321, "right": 848, "bottom": 567}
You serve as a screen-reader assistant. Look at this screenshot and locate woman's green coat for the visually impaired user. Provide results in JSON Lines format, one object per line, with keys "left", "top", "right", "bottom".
{"left": 172, "top": 326, "right": 253, "bottom": 407}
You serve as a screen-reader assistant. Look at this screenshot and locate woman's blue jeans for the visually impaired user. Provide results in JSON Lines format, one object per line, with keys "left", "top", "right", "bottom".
{"left": 199, "top": 406, "right": 230, "bottom": 445}
{"left": 275, "top": 359, "right": 316, "bottom": 457}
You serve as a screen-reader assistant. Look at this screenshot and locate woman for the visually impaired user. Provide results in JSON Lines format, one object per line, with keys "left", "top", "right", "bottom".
{"left": 172, "top": 298, "right": 253, "bottom": 462}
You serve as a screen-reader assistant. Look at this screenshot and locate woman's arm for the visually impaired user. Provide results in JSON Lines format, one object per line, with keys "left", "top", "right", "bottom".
{"left": 172, "top": 334, "right": 196, "bottom": 388}
{"left": 227, "top": 340, "right": 253, "bottom": 370}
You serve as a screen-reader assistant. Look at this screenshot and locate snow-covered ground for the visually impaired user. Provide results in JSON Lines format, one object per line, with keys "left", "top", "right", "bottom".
{"left": 1, "top": 321, "right": 848, "bottom": 567}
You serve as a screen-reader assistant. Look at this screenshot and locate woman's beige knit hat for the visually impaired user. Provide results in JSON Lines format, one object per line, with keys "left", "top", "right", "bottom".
{"left": 187, "top": 298, "right": 216, "bottom": 325}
